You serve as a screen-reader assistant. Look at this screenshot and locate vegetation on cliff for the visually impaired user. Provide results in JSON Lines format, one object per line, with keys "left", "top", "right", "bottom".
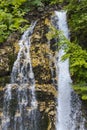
{"left": 0, "top": 0, "right": 58, "bottom": 43}
{"left": 0, "top": 0, "right": 28, "bottom": 43}
{"left": 61, "top": 38, "right": 87, "bottom": 100}
{"left": 62, "top": 0, "right": 87, "bottom": 100}
{"left": 47, "top": 26, "right": 87, "bottom": 100}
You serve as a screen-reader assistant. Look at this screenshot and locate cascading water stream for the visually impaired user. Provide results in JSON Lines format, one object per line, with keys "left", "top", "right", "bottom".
{"left": 2, "top": 22, "right": 37, "bottom": 130}
{"left": 55, "top": 11, "right": 72, "bottom": 130}
{"left": 55, "top": 11, "right": 86, "bottom": 130}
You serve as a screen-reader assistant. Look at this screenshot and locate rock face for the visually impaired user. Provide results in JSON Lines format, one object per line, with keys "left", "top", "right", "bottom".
{"left": 0, "top": 46, "right": 12, "bottom": 86}
{"left": 30, "top": 11, "right": 58, "bottom": 129}
{"left": 0, "top": 7, "right": 58, "bottom": 130}
{"left": 0, "top": 33, "right": 19, "bottom": 86}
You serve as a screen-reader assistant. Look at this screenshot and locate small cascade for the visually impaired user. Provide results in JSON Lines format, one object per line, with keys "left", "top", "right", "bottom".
{"left": 54, "top": 11, "right": 86, "bottom": 130}
{"left": 47, "top": 40, "right": 58, "bottom": 88}
{"left": 2, "top": 84, "right": 12, "bottom": 130}
{"left": 2, "top": 22, "right": 37, "bottom": 130}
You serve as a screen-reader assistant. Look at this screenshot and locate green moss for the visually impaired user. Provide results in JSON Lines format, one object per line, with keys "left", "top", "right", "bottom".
{"left": 8, "top": 52, "right": 16, "bottom": 72}
{"left": 0, "top": 76, "right": 10, "bottom": 86}
{"left": 82, "top": 95, "right": 87, "bottom": 100}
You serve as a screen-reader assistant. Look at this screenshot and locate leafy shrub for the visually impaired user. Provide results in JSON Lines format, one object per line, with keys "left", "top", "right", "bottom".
{"left": 46, "top": 23, "right": 87, "bottom": 100}
{"left": 0, "top": 0, "right": 29, "bottom": 43}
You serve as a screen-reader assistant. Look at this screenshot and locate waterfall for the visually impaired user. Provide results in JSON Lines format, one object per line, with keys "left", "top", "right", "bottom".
{"left": 2, "top": 22, "right": 37, "bottom": 130}
{"left": 55, "top": 11, "right": 72, "bottom": 130}
{"left": 55, "top": 11, "right": 86, "bottom": 130}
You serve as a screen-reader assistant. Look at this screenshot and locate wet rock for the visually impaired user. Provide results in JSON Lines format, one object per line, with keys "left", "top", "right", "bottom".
{"left": 0, "top": 6, "right": 58, "bottom": 130}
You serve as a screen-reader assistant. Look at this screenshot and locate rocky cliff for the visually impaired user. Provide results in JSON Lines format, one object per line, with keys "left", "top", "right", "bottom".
{"left": 0, "top": 6, "right": 59, "bottom": 130}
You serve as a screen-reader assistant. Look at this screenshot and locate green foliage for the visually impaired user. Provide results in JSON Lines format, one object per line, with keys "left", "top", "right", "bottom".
{"left": 60, "top": 0, "right": 87, "bottom": 100}
{"left": 0, "top": 0, "right": 58, "bottom": 43}
{"left": 60, "top": 35, "right": 87, "bottom": 100}
{"left": 9, "top": 18, "right": 28, "bottom": 32}
{"left": 0, "top": 0, "right": 29, "bottom": 43}
{"left": 46, "top": 24, "right": 59, "bottom": 40}
{"left": 29, "top": 0, "right": 43, "bottom": 6}
{"left": 50, "top": 0, "right": 66, "bottom": 4}
{"left": 64, "top": 0, "right": 87, "bottom": 48}
{"left": 0, "top": 24, "right": 9, "bottom": 42}
{"left": 73, "top": 85, "right": 87, "bottom": 100}
{"left": 51, "top": 0, "right": 61, "bottom": 4}
{"left": 62, "top": 42, "right": 87, "bottom": 81}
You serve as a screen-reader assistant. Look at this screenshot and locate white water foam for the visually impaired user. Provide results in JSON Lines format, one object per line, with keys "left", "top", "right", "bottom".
{"left": 2, "top": 22, "right": 37, "bottom": 130}
{"left": 55, "top": 11, "right": 86, "bottom": 130}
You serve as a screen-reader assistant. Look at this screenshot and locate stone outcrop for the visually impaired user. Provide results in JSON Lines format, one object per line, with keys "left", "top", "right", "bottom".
{"left": 0, "top": 33, "right": 19, "bottom": 86}
{"left": 0, "top": 6, "right": 58, "bottom": 130}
